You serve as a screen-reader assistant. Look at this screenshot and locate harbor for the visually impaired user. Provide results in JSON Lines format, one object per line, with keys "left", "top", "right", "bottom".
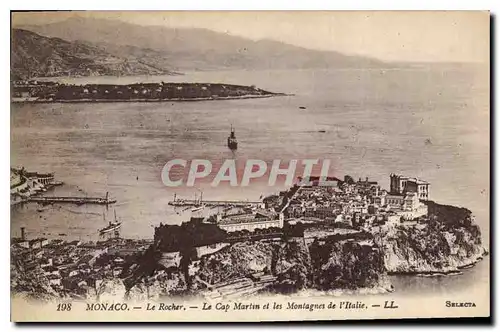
{"left": 11, "top": 167, "right": 117, "bottom": 207}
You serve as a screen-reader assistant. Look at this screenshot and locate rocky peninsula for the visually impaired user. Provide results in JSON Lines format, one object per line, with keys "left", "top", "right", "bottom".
{"left": 11, "top": 176, "right": 487, "bottom": 302}
{"left": 11, "top": 81, "right": 286, "bottom": 103}
{"left": 376, "top": 201, "right": 486, "bottom": 275}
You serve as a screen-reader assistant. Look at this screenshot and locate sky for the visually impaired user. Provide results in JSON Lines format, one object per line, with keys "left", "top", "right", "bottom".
{"left": 11, "top": 11, "right": 490, "bottom": 63}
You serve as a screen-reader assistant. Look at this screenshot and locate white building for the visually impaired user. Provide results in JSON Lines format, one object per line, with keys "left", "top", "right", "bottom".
{"left": 29, "top": 238, "right": 49, "bottom": 249}
{"left": 48, "top": 275, "right": 61, "bottom": 286}
{"left": 217, "top": 213, "right": 284, "bottom": 233}
{"left": 390, "top": 174, "right": 430, "bottom": 200}
{"left": 113, "top": 267, "right": 123, "bottom": 277}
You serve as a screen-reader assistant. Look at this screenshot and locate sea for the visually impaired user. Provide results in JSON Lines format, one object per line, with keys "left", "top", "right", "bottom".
{"left": 11, "top": 66, "right": 490, "bottom": 295}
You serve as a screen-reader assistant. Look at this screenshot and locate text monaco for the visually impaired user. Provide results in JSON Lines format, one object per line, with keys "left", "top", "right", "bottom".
{"left": 86, "top": 303, "right": 129, "bottom": 311}
{"left": 161, "top": 159, "right": 337, "bottom": 187}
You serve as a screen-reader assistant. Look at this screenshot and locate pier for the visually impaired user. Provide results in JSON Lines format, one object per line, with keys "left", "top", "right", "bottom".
{"left": 168, "top": 199, "right": 261, "bottom": 208}
{"left": 27, "top": 195, "right": 116, "bottom": 205}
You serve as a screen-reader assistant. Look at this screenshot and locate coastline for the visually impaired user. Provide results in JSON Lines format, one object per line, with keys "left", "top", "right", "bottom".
{"left": 386, "top": 251, "right": 487, "bottom": 277}
{"left": 11, "top": 80, "right": 291, "bottom": 104}
{"left": 11, "top": 176, "right": 488, "bottom": 301}
{"left": 11, "top": 93, "right": 291, "bottom": 104}
{"left": 291, "top": 277, "right": 395, "bottom": 298}
{"left": 10, "top": 232, "right": 487, "bottom": 301}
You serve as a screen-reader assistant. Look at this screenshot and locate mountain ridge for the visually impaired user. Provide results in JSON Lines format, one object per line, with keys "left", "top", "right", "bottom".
{"left": 16, "top": 17, "right": 386, "bottom": 73}
{"left": 11, "top": 28, "right": 180, "bottom": 79}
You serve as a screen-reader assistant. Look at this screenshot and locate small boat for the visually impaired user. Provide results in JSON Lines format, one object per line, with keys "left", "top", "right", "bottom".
{"left": 99, "top": 222, "right": 121, "bottom": 234}
{"left": 99, "top": 209, "right": 122, "bottom": 234}
{"left": 318, "top": 130, "right": 326, "bottom": 133}
{"left": 191, "top": 205, "right": 204, "bottom": 213}
{"left": 299, "top": 106, "right": 306, "bottom": 110}
{"left": 227, "top": 125, "right": 238, "bottom": 150}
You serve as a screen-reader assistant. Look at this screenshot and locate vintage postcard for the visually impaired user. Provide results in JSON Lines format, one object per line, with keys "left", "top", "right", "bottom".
{"left": 10, "top": 11, "right": 490, "bottom": 322}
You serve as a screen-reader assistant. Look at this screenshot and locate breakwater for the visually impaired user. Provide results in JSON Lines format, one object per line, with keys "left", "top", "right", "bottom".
{"left": 12, "top": 81, "right": 287, "bottom": 103}
{"left": 27, "top": 195, "right": 116, "bottom": 205}
{"left": 168, "top": 199, "right": 261, "bottom": 208}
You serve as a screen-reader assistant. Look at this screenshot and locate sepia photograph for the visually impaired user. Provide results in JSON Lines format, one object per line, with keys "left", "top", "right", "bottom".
{"left": 9, "top": 10, "right": 490, "bottom": 322}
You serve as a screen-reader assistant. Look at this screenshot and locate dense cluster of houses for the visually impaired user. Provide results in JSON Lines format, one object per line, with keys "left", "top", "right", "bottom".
{"left": 11, "top": 172, "right": 431, "bottom": 296}
{"left": 282, "top": 174, "right": 430, "bottom": 230}
{"left": 155, "top": 173, "right": 430, "bottom": 269}
{"left": 11, "top": 234, "right": 152, "bottom": 296}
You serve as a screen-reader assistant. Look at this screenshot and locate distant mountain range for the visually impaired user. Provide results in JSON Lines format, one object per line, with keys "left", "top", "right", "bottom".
{"left": 13, "top": 17, "right": 385, "bottom": 79}
{"left": 11, "top": 29, "right": 180, "bottom": 79}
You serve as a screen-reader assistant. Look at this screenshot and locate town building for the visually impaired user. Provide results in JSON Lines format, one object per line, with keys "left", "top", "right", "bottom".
{"left": 297, "top": 176, "right": 342, "bottom": 188}
{"left": 373, "top": 190, "right": 387, "bottom": 207}
{"left": 390, "top": 174, "right": 430, "bottom": 200}
{"left": 12, "top": 238, "right": 30, "bottom": 249}
{"left": 217, "top": 211, "right": 284, "bottom": 233}
{"left": 29, "top": 238, "right": 49, "bottom": 249}
{"left": 385, "top": 194, "right": 405, "bottom": 209}
{"left": 48, "top": 275, "right": 62, "bottom": 286}
{"left": 303, "top": 206, "right": 337, "bottom": 219}
{"left": 356, "top": 177, "right": 379, "bottom": 194}
{"left": 10, "top": 168, "right": 62, "bottom": 205}
{"left": 385, "top": 191, "right": 428, "bottom": 220}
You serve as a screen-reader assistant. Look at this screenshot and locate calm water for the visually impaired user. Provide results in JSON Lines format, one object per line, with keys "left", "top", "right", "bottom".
{"left": 11, "top": 67, "right": 489, "bottom": 293}
{"left": 388, "top": 258, "right": 490, "bottom": 296}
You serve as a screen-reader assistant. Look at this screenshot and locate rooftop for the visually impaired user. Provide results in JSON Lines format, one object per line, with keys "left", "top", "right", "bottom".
{"left": 391, "top": 174, "right": 429, "bottom": 185}
{"left": 219, "top": 215, "right": 277, "bottom": 225}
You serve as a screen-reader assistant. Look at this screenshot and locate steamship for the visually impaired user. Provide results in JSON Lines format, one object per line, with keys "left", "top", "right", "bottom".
{"left": 227, "top": 125, "right": 238, "bottom": 150}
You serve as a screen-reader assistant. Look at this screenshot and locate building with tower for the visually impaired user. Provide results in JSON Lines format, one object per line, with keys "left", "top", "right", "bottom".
{"left": 390, "top": 174, "right": 430, "bottom": 200}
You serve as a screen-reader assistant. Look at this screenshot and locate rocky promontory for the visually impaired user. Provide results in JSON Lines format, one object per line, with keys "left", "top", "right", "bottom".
{"left": 375, "top": 201, "right": 486, "bottom": 275}
{"left": 123, "top": 232, "right": 392, "bottom": 299}
{"left": 122, "top": 201, "right": 486, "bottom": 298}
{"left": 11, "top": 200, "right": 487, "bottom": 301}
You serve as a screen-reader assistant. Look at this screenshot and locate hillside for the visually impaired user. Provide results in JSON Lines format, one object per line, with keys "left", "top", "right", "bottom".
{"left": 17, "top": 17, "right": 385, "bottom": 72}
{"left": 11, "top": 29, "right": 179, "bottom": 79}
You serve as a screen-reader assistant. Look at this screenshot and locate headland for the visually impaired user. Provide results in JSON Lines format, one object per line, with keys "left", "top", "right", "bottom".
{"left": 11, "top": 81, "right": 288, "bottom": 103}
{"left": 11, "top": 172, "right": 487, "bottom": 302}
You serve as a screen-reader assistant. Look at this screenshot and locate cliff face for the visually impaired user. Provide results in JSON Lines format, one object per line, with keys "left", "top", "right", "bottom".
{"left": 272, "top": 239, "right": 312, "bottom": 292}
{"left": 376, "top": 223, "right": 485, "bottom": 273}
{"left": 10, "top": 202, "right": 486, "bottom": 301}
{"left": 309, "top": 238, "right": 388, "bottom": 291}
{"left": 126, "top": 271, "right": 187, "bottom": 301}
{"left": 194, "top": 241, "right": 277, "bottom": 286}
{"left": 376, "top": 202, "right": 485, "bottom": 273}
{"left": 183, "top": 201, "right": 486, "bottom": 295}
{"left": 120, "top": 246, "right": 189, "bottom": 301}
{"left": 190, "top": 236, "right": 389, "bottom": 294}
